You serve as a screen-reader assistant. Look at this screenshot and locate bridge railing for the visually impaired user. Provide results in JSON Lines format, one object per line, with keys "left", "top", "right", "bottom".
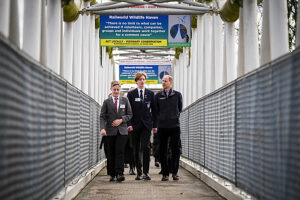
{"left": 180, "top": 47, "right": 300, "bottom": 200}
{"left": 0, "top": 35, "right": 105, "bottom": 200}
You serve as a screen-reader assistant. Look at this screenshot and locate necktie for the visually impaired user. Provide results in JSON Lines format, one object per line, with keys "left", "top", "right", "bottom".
{"left": 114, "top": 97, "right": 118, "bottom": 112}
{"left": 140, "top": 90, "right": 143, "bottom": 101}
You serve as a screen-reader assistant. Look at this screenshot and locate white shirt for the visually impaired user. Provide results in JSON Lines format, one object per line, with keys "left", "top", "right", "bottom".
{"left": 112, "top": 96, "right": 119, "bottom": 111}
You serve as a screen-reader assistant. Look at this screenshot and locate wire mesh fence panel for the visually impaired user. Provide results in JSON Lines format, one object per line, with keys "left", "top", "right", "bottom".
{"left": 286, "top": 52, "right": 300, "bottom": 199}
{"left": 80, "top": 93, "right": 90, "bottom": 173}
{"left": 44, "top": 71, "right": 67, "bottom": 199}
{"left": 188, "top": 102, "right": 200, "bottom": 163}
{"left": 0, "top": 36, "right": 106, "bottom": 200}
{"left": 198, "top": 101, "right": 205, "bottom": 166}
{"left": 65, "top": 84, "right": 80, "bottom": 184}
{"left": 90, "top": 101, "right": 98, "bottom": 167}
{"left": 218, "top": 84, "right": 235, "bottom": 183}
{"left": 204, "top": 93, "right": 220, "bottom": 175}
{"left": 236, "top": 51, "right": 300, "bottom": 199}
{"left": 180, "top": 109, "right": 189, "bottom": 159}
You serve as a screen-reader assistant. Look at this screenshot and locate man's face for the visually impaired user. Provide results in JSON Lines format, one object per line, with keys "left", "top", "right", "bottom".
{"left": 162, "top": 76, "right": 172, "bottom": 89}
{"left": 111, "top": 85, "right": 121, "bottom": 97}
{"left": 136, "top": 75, "right": 146, "bottom": 88}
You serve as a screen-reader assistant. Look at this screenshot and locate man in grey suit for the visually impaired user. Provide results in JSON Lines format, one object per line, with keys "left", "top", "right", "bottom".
{"left": 100, "top": 81, "right": 133, "bottom": 182}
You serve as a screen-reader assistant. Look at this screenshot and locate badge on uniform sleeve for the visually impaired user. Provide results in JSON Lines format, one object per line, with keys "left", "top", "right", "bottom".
{"left": 120, "top": 104, "right": 125, "bottom": 108}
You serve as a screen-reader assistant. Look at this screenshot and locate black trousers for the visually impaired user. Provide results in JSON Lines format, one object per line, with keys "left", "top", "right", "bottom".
{"left": 153, "top": 132, "right": 160, "bottom": 163}
{"left": 104, "top": 132, "right": 128, "bottom": 177}
{"left": 133, "top": 124, "right": 151, "bottom": 175}
{"left": 158, "top": 127, "right": 181, "bottom": 176}
{"left": 124, "top": 132, "right": 135, "bottom": 168}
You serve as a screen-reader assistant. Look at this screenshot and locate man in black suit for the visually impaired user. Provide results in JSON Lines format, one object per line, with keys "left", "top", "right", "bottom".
{"left": 127, "top": 72, "right": 157, "bottom": 181}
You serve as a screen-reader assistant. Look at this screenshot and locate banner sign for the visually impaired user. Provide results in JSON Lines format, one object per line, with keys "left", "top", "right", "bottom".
{"left": 100, "top": 14, "right": 190, "bottom": 47}
{"left": 119, "top": 61, "right": 172, "bottom": 84}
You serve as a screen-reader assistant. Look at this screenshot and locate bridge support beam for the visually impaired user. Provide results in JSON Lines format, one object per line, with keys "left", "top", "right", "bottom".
{"left": 204, "top": 14, "right": 212, "bottom": 95}
{"left": 260, "top": 0, "right": 289, "bottom": 65}
{"left": 95, "top": 28, "right": 100, "bottom": 103}
{"left": 0, "top": 1, "right": 10, "bottom": 38}
{"left": 223, "top": 22, "right": 236, "bottom": 84}
{"left": 62, "top": 22, "right": 74, "bottom": 83}
{"left": 47, "top": 0, "right": 61, "bottom": 74}
{"left": 73, "top": 14, "right": 83, "bottom": 89}
{"left": 9, "top": 0, "right": 20, "bottom": 48}
{"left": 81, "top": 3, "right": 90, "bottom": 95}
{"left": 197, "top": 15, "right": 205, "bottom": 98}
{"left": 237, "top": 0, "right": 259, "bottom": 76}
{"left": 191, "top": 28, "right": 198, "bottom": 102}
{"left": 23, "top": 0, "right": 42, "bottom": 61}
{"left": 212, "top": 5, "right": 223, "bottom": 90}
{"left": 89, "top": 15, "right": 95, "bottom": 99}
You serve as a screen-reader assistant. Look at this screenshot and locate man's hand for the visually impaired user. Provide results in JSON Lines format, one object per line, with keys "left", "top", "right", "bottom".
{"left": 128, "top": 126, "right": 133, "bottom": 132}
{"left": 153, "top": 128, "right": 157, "bottom": 134}
{"left": 100, "top": 129, "right": 107, "bottom": 136}
{"left": 112, "top": 119, "right": 123, "bottom": 127}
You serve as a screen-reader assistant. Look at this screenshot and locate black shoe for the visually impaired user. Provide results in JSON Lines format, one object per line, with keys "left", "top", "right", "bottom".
{"left": 116, "top": 174, "right": 125, "bottom": 182}
{"left": 109, "top": 176, "right": 116, "bottom": 182}
{"left": 161, "top": 175, "right": 169, "bottom": 181}
{"left": 172, "top": 174, "right": 179, "bottom": 181}
{"left": 155, "top": 162, "right": 160, "bottom": 167}
{"left": 129, "top": 168, "right": 136, "bottom": 175}
{"left": 142, "top": 173, "right": 151, "bottom": 180}
{"left": 135, "top": 174, "right": 142, "bottom": 180}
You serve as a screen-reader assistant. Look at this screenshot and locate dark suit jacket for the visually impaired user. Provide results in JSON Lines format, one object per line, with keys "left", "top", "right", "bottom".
{"left": 127, "top": 88, "right": 157, "bottom": 131}
{"left": 100, "top": 96, "right": 132, "bottom": 136}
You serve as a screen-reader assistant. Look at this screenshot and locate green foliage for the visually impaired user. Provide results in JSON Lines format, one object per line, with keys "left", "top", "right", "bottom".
{"left": 106, "top": 47, "right": 113, "bottom": 59}
{"left": 191, "top": 15, "right": 197, "bottom": 29}
{"left": 63, "top": 1, "right": 80, "bottom": 22}
{"left": 175, "top": 47, "right": 183, "bottom": 59}
{"left": 220, "top": 0, "right": 240, "bottom": 22}
{"left": 287, "top": 0, "right": 298, "bottom": 51}
{"left": 95, "top": 16, "right": 100, "bottom": 29}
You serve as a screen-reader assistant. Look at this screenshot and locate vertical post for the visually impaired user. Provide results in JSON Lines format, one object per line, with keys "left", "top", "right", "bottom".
{"left": 179, "top": 52, "right": 184, "bottom": 95}
{"left": 237, "top": 0, "right": 259, "bottom": 76}
{"left": 296, "top": 0, "right": 300, "bottom": 47}
{"left": 212, "top": 4, "right": 223, "bottom": 90}
{"left": 197, "top": 15, "right": 205, "bottom": 98}
{"left": 183, "top": 48, "right": 187, "bottom": 108}
{"left": 40, "top": 0, "right": 47, "bottom": 66}
{"left": 223, "top": 22, "right": 237, "bottom": 84}
{"left": 191, "top": 28, "right": 198, "bottom": 102}
{"left": 81, "top": 3, "right": 90, "bottom": 94}
{"left": 9, "top": 0, "right": 20, "bottom": 47}
{"left": 204, "top": 13, "right": 212, "bottom": 95}
{"left": 62, "top": 22, "right": 74, "bottom": 83}
{"left": 47, "top": 0, "right": 61, "bottom": 74}
{"left": 89, "top": 15, "right": 95, "bottom": 99}
{"left": 23, "top": 0, "right": 42, "bottom": 61}
{"left": 0, "top": 1, "right": 10, "bottom": 37}
{"left": 260, "top": 0, "right": 289, "bottom": 65}
{"left": 73, "top": 13, "right": 82, "bottom": 89}
{"left": 95, "top": 28, "right": 100, "bottom": 103}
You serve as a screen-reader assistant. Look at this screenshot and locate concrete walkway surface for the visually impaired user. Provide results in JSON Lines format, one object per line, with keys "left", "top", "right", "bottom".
{"left": 74, "top": 158, "right": 224, "bottom": 200}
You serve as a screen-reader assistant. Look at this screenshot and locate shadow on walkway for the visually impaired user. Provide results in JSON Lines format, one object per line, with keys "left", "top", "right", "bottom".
{"left": 75, "top": 158, "right": 224, "bottom": 200}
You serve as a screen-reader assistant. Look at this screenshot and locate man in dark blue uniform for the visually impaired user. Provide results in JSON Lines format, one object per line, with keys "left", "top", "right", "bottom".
{"left": 127, "top": 72, "right": 157, "bottom": 180}
{"left": 154, "top": 75, "right": 182, "bottom": 181}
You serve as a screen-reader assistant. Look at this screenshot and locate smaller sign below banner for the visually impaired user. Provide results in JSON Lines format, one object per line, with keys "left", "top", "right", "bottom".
{"left": 119, "top": 60, "right": 172, "bottom": 84}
